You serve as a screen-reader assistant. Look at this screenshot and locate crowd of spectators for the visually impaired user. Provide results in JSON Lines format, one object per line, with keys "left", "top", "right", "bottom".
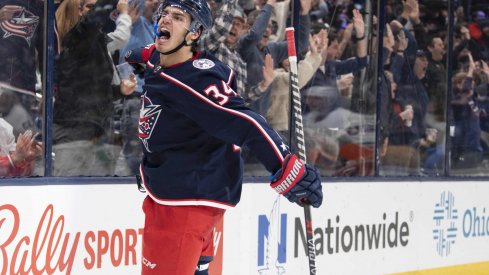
{"left": 2, "top": 0, "right": 489, "bottom": 177}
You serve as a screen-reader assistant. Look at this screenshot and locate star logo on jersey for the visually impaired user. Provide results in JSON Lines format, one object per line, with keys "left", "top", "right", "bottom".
{"left": 139, "top": 95, "right": 162, "bottom": 152}
{"left": 193, "top": 58, "right": 215, "bottom": 70}
{"left": 0, "top": 8, "right": 39, "bottom": 46}
{"left": 280, "top": 142, "right": 288, "bottom": 152}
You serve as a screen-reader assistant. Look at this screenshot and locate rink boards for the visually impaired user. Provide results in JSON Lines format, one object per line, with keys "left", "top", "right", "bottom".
{"left": 0, "top": 179, "right": 488, "bottom": 275}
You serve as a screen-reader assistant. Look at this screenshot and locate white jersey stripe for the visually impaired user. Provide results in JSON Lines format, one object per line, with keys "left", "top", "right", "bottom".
{"left": 139, "top": 165, "right": 235, "bottom": 210}
{"left": 146, "top": 61, "right": 285, "bottom": 163}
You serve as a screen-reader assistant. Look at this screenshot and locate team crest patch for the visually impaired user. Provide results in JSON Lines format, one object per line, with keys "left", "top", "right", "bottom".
{"left": 193, "top": 59, "right": 215, "bottom": 70}
{"left": 139, "top": 94, "right": 162, "bottom": 153}
{"left": 1, "top": 8, "right": 39, "bottom": 46}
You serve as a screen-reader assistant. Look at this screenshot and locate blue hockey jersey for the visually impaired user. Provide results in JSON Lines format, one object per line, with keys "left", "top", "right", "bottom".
{"left": 127, "top": 45, "right": 290, "bottom": 209}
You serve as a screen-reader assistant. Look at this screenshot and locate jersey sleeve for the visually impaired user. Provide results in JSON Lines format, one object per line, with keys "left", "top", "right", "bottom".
{"left": 124, "top": 44, "right": 156, "bottom": 76}
{"left": 162, "top": 67, "right": 288, "bottom": 174}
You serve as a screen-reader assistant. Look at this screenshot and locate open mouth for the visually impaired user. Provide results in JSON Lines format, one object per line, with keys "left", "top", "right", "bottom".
{"left": 158, "top": 29, "right": 171, "bottom": 40}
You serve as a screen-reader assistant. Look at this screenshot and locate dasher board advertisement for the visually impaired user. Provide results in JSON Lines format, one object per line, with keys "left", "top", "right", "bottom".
{"left": 0, "top": 183, "right": 224, "bottom": 275}
{"left": 224, "top": 181, "right": 489, "bottom": 275}
{"left": 1, "top": 180, "right": 489, "bottom": 274}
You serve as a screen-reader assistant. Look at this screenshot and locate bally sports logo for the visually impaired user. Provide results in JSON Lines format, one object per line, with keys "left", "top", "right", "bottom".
{"left": 0, "top": 204, "right": 143, "bottom": 274}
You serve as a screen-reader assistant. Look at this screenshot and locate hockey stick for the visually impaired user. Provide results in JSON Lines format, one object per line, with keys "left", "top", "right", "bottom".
{"left": 286, "top": 27, "right": 317, "bottom": 275}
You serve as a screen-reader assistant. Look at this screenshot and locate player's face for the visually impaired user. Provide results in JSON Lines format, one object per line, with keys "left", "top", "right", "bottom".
{"left": 154, "top": 6, "right": 195, "bottom": 53}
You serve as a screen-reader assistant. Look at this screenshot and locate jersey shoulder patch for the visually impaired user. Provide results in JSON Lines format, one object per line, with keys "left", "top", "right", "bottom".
{"left": 192, "top": 58, "right": 215, "bottom": 70}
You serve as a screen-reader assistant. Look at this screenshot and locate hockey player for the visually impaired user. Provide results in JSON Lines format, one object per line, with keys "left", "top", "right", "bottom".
{"left": 125, "top": 0, "right": 323, "bottom": 274}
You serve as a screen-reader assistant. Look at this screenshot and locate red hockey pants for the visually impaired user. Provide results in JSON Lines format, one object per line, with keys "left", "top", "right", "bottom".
{"left": 141, "top": 196, "right": 225, "bottom": 275}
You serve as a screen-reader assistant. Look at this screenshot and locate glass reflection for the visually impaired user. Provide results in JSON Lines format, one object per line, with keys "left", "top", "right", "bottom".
{"left": 0, "top": 1, "right": 44, "bottom": 177}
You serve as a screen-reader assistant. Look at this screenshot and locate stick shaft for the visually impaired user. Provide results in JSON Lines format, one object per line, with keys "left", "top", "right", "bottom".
{"left": 286, "top": 27, "right": 317, "bottom": 275}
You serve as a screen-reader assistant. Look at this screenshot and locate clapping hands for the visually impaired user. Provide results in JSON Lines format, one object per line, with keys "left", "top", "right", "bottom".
{"left": 11, "top": 130, "right": 42, "bottom": 164}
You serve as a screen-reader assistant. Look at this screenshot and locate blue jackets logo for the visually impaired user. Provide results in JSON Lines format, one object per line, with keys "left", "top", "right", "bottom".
{"left": 139, "top": 95, "right": 162, "bottom": 153}
{"left": 1, "top": 8, "right": 39, "bottom": 46}
{"left": 432, "top": 191, "right": 458, "bottom": 256}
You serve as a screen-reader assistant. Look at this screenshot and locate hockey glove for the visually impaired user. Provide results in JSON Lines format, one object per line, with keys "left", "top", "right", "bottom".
{"left": 270, "top": 154, "right": 323, "bottom": 208}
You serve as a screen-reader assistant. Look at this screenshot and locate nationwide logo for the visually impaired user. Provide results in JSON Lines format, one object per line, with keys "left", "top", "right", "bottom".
{"left": 432, "top": 191, "right": 458, "bottom": 256}
{"left": 257, "top": 198, "right": 286, "bottom": 275}
{"left": 257, "top": 203, "right": 411, "bottom": 273}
